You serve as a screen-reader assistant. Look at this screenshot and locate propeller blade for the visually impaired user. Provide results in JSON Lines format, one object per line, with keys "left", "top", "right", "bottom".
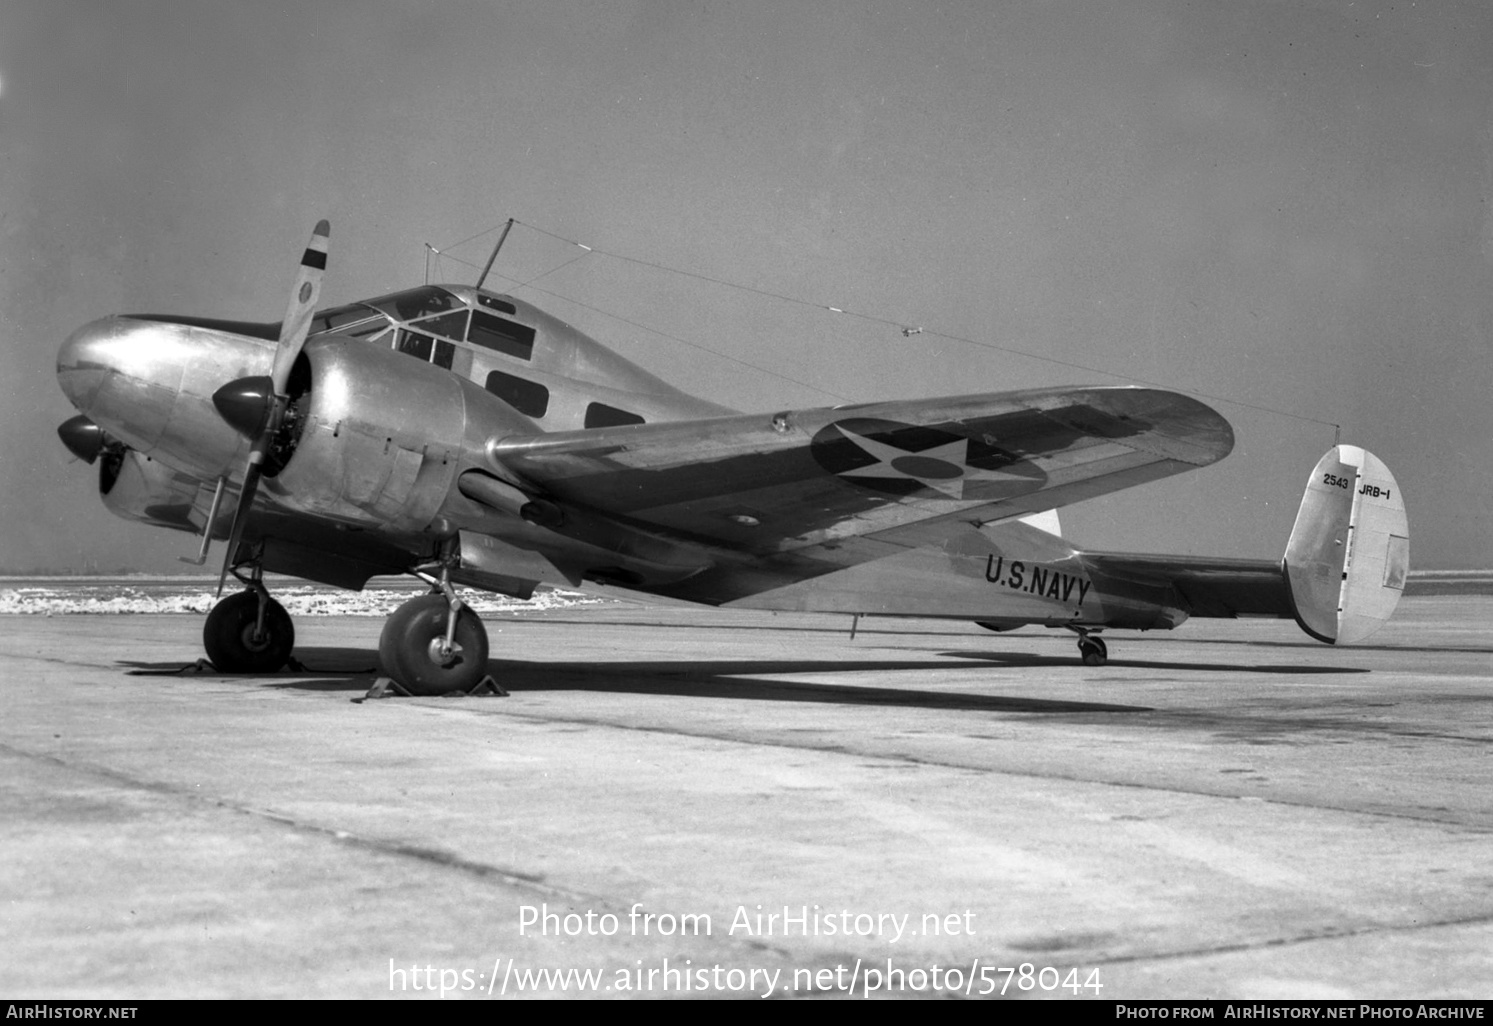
{"left": 214, "top": 219, "right": 329, "bottom": 597}
{"left": 269, "top": 219, "right": 330, "bottom": 395}
{"left": 216, "top": 458, "right": 264, "bottom": 597}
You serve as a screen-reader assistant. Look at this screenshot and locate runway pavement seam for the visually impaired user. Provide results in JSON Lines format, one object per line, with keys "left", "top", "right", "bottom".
{"left": 0, "top": 738, "right": 608, "bottom": 904}
{"left": 1084, "top": 908, "right": 1493, "bottom": 971}
{"left": 3, "top": 736, "right": 848, "bottom": 968}
{"left": 396, "top": 705, "right": 1493, "bottom": 831}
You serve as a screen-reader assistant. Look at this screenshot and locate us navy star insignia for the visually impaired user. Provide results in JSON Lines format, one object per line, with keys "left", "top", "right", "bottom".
{"left": 833, "top": 425, "right": 1031, "bottom": 499}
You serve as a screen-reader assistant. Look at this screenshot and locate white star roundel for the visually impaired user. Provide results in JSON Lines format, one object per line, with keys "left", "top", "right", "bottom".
{"left": 810, "top": 419, "right": 1046, "bottom": 501}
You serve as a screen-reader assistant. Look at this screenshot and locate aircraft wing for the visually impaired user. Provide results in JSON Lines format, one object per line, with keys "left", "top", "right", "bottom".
{"left": 486, "top": 386, "right": 1234, "bottom": 601}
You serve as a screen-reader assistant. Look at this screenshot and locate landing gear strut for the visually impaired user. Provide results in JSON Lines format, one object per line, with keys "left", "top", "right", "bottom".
{"left": 377, "top": 561, "right": 491, "bottom": 696}
{"left": 1066, "top": 625, "right": 1108, "bottom": 667}
{"left": 204, "top": 564, "right": 295, "bottom": 673}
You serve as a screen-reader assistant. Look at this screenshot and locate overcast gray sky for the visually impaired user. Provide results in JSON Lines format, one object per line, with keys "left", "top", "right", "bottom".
{"left": 3, "top": 0, "right": 1489, "bottom": 572}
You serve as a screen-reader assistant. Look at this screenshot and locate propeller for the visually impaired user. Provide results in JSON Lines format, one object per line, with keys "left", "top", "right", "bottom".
{"left": 211, "top": 220, "right": 330, "bottom": 595}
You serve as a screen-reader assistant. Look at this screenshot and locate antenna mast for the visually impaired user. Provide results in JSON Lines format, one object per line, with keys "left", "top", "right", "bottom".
{"left": 475, "top": 218, "right": 515, "bottom": 290}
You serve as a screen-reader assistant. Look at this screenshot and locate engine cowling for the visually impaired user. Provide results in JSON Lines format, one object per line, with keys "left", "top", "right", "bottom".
{"left": 99, "top": 448, "right": 219, "bottom": 534}
{"left": 267, "top": 336, "right": 534, "bottom": 535}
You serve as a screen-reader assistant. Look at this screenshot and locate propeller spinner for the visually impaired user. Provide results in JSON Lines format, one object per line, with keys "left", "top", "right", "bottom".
{"left": 58, "top": 414, "right": 108, "bottom": 464}
{"left": 211, "top": 220, "right": 330, "bottom": 595}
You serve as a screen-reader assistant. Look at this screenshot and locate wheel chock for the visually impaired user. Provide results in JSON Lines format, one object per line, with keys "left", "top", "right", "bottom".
{"left": 361, "top": 676, "right": 413, "bottom": 700}
{"left": 462, "top": 675, "right": 509, "bottom": 697}
{"left": 357, "top": 674, "right": 508, "bottom": 701}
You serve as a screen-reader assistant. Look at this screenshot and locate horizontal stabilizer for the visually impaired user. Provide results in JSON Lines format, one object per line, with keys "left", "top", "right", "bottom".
{"left": 1284, "top": 445, "right": 1408, "bottom": 644}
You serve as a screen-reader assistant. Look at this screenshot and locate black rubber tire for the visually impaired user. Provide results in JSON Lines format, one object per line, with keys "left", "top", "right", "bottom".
{"left": 204, "top": 591, "right": 295, "bottom": 673}
{"left": 1079, "top": 638, "right": 1107, "bottom": 667}
{"left": 378, "top": 594, "right": 489, "bottom": 696}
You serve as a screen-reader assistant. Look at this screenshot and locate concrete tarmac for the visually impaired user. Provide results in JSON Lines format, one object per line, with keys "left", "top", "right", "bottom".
{"left": 2, "top": 596, "right": 1490, "bottom": 999}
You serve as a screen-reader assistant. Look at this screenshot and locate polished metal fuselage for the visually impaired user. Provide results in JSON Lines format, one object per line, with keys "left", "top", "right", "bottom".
{"left": 52, "top": 294, "right": 1220, "bottom": 629}
{"left": 56, "top": 302, "right": 743, "bottom": 589}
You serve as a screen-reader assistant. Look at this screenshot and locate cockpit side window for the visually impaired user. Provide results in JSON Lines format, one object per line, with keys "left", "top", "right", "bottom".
{"left": 468, "top": 311, "right": 536, "bottom": 360}
{"left": 395, "top": 330, "right": 434, "bottom": 362}
{"left": 410, "top": 309, "right": 470, "bottom": 342}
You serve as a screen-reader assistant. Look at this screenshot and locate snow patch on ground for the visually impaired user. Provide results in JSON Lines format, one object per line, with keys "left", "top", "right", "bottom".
{"left": 0, "top": 584, "right": 605, "bottom": 617}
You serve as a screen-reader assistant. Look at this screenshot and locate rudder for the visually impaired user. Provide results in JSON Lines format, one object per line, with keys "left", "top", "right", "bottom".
{"left": 1283, "top": 445, "right": 1408, "bottom": 644}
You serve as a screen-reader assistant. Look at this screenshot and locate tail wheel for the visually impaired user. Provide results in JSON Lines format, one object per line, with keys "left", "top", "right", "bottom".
{"left": 378, "top": 593, "right": 490, "bottom": 696}
{"left": 204, "top": 590, "right": 295, "bottom": 673}
{"left": 1078, "top": 637, "right": 1108, "bottom": 667}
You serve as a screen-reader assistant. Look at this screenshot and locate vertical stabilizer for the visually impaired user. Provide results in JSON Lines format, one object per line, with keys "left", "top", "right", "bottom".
{"left": 1283, "top": 445, "right": 1408, "bottom": 644}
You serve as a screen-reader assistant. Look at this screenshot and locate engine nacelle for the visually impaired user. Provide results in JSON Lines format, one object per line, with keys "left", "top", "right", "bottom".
{"left": 100, "top": 448, "right": 219, "bottom": 535}
{"left": 269, "top": 337, "right": 534, "bottom": 535}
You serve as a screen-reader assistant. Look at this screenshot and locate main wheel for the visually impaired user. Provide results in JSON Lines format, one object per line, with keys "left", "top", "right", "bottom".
{"left": 378, "top": 594, "right": 490, "bottom": 696}
{"left": 204, "top": 590, "right": 295, "bottom": 673}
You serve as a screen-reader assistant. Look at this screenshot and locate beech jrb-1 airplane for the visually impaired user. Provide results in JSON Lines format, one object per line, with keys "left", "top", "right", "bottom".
{"left": 55, "top": 221, "right": 1409, "bottom": 695}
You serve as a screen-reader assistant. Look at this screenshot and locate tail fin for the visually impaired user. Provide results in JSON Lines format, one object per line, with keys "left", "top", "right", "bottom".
{"left": 1283, "top": 445, "right": 1408, "bottom": 644}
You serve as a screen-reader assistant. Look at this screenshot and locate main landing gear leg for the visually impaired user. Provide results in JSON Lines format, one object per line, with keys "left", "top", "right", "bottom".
{"left": 203, "top": 560, "right": 296, "bottom": 673}
{"left": 374, "top": 558, "right": 502, "bottom": 697}
{"left": 1066, "top": 625, "right": 1108, "bottom": 667}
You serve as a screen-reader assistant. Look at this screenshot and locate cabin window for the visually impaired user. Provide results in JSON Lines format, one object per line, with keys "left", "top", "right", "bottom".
{"left": 584, "top": 402, "right": 645, "bottom": 428}
{"left": 485, "top": 370, "right": 549, "bottom": 418}
{"left": 394, "top": 329, "right": 434, "bottom": 362}
{"left": 433, "top": 340, "right": 455, "bottom": 370}
{"left": 468, "top": 311, "right": 536, "bottom": 360}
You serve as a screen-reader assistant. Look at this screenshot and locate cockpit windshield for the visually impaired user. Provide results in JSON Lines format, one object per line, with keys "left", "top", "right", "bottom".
{"left": 361, "top": 286, "right": 463, "bottom": 321}
{"left": 310, "top": 303, "right": 387, "bottom": 337}
{"left": 309, "top": 285, "right": 536, "bottom": 377}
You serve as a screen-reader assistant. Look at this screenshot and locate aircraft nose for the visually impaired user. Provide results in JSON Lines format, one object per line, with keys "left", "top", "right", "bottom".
{"left": 56, "top": 316, "right": 185, "bottom": 452}
{"left": 56, "top": 316, "right": 125, "bottom": 414}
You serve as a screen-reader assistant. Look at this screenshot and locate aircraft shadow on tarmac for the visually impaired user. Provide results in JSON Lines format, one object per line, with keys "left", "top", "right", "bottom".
{"left": 1136, "top": 635, "right": 1493, "bottom": 657}
{"left": 120, "top": 649, "right": 1151, "bottom": 714}
{"left": 942, "top": 651, "right": 1372, "bottom": 674}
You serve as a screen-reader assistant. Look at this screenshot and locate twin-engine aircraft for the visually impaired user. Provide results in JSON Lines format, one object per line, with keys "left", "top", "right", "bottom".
{"left": 55, "top": 221, "right": 1409, "bottom": 695}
